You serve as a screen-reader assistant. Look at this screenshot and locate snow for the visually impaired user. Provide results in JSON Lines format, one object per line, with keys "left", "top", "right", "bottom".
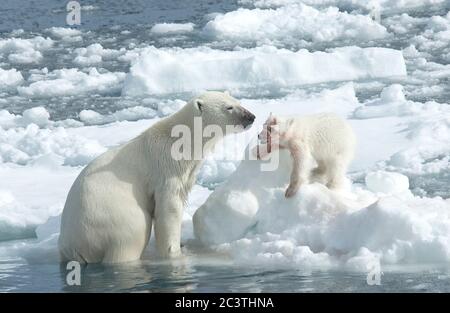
{"left": 386, "top": 115, "right": 450, "bottom": 176}
{"left": 0, "top": 68, "right": 23, "bottom": 88}
{"left": 351, "top": 84, "right": 450, "bottom": 181}
{"left": 0, "top": 107, "right": 53, "bottom": 129}
{"left": 203, "top": 3, "right": 387, "bottom": 45}
{"left": 122, "top": 46, "right": 406, "bottom": 96}
{"left": 21, "top": 107, "right": 51, "bottom": 128}
{"left": 0, "top": 123, "right": 106, "bottom": 166}
{"left": 353, "top": 84, "right": 449, "bottom": 119}
{"left": 0, "top": 107, "right": 107, "bottom": 166}
{"left": 79, "top": 99, "right": 185, "bottom": 125}
{"left": 194, "top": 147, "right": 450, "bottom": 268}
{"left": 17, "top": 68, "right": 126, "bottom": 98}
{"left": 73, "top": 44, "right": 125, "bottom": 66}
{"left": 0, "top": 189, "right": 61, "bottom": 242}
{"left": 0, "top": 112, "right": 152, "bottom": 241}
{"left": 380, "top": 84, "right": 406, "bottom": 102}
{"left": 0, "top": 164, "right": 78, "bottom": 243}
{"left": 190, "top": 83, "right": 450, "bottom": 268}
{"left": 46, "top": 27, "right": 82, "bottom": 40}
{"left": 0, "top": 36, "right": 53, "bottom": 64}
{"left": 414, "top": 13, "right": 450, "bottom": 60}
{"left": 150, "top": 23, "right": 195, "bottom": 34}
{"left": 79, "top": 106, "right": 157, "bottom": 125}
{"left": 81, "top": 5, "right": 99, "bottom": 11}
{"left": 386, "top": 12, "right": 450, "bottom": 61}
{"left": 365, "top": 171, "right": 410, "bottom": 194}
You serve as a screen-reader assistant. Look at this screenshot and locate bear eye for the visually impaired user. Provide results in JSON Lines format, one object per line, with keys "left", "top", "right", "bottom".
{"left": 226, "top": 106, "right": 233, "bottom": 112}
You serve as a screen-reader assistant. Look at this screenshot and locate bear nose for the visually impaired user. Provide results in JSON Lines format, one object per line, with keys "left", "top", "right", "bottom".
{"left": 243, "top": 109, "right": 255, "bottom": 122}
{"left": 242, "top": 111, "right": 255, "bottom": 129}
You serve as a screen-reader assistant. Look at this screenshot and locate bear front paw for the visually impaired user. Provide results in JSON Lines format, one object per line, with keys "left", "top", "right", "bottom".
{"left": 285, "top": 183, "right": 300, "bottom": 198}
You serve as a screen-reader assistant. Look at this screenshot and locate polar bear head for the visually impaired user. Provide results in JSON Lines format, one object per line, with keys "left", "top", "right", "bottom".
{"left": 192, "top": 91, "right": 255, "bottom": 133}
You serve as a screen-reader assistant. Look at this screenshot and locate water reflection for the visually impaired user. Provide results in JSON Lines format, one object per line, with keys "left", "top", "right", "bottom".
{"left": 1, "top": 253, "right": 450, "bottom": 292}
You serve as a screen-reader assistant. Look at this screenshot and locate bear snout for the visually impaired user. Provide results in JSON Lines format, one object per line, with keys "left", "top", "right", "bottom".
{"left": 241, "top": 109, "right": 256, "bottom": 128}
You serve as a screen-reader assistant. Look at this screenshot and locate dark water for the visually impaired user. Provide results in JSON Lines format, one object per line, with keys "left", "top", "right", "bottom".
{"left": 2, "top": 256, "right": 450, "bottom": 292}
{"left": 0, "top": 0, "right": 239, "bottom": 32}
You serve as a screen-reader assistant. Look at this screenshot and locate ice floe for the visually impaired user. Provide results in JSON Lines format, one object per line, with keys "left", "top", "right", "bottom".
{"left": 17, "top": 68, "right": 126, "bottom": 98}
{"left": 73, "top": 44, "right": 126, "bottom": 66}
{"left": 203, "top": 3, "right": 387, "bottom": 45}
{"left": 122, "top": 46, "right": 406, "bottom": 96}
{"left": 0, "top": 68, "right": 23, "bottom": 89}
{"left": 46, "top": 27, "right": 82, "bottom": 42}
{"left": 150, "top": 23, "right": 195, "bottom": 35}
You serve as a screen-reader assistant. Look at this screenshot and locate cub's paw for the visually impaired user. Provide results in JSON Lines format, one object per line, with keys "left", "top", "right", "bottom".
{"left": 285, "top": 183, "right": 299, "bottom": 198}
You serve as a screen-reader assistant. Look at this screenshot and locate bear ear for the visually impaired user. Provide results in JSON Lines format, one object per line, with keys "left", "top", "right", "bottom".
{"left": 194, "top": 99, "right": 204, "bottom": 113}
{"left": 224, "top": 90, "right": 230, "bottom": 96}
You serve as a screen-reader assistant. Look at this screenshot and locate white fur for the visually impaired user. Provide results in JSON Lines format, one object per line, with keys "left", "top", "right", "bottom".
{"left": 254, "top": 113, "right": 356, "bottom": 197}
{"left": 58, "top": 91, "right": 254, "bottom": 263}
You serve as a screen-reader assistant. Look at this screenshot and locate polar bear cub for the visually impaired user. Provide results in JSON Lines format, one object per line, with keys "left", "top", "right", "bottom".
{"left": 59, "top": 91, "right": 255, "bottom": 263}
{"left": 254, "top": 113, "right": 355, "bottom": 198}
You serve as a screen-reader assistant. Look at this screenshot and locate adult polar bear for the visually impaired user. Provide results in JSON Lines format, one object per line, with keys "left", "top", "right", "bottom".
{"left": 59, "top": 91, "right": 255, "bottom": 263}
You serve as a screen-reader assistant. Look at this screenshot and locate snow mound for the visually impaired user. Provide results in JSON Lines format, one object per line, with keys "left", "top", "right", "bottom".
{"left": 122, "top": 46, "right": 406, "bottom": 96}
{"left": 203, "top": 4, "right": 387, "bottom": 45}
{"left": 18, "top": 68, "right": 126, "bottom": 98}
{"left": 194, "top": 148, "right": 450, "bottom": 268}
{"left": 193, "top": 150, "right": 361, "bottom": 245}
{"left": 150, "top": 23, "right": 195, "bottom": 35}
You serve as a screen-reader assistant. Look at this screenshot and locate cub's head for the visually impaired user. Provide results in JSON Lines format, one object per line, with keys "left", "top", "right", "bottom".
{"left": 191, "top": 91, "right": 255, "bottom": 133}
{"left": 258, "top": 114, "right": 291, "bottom": 145}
